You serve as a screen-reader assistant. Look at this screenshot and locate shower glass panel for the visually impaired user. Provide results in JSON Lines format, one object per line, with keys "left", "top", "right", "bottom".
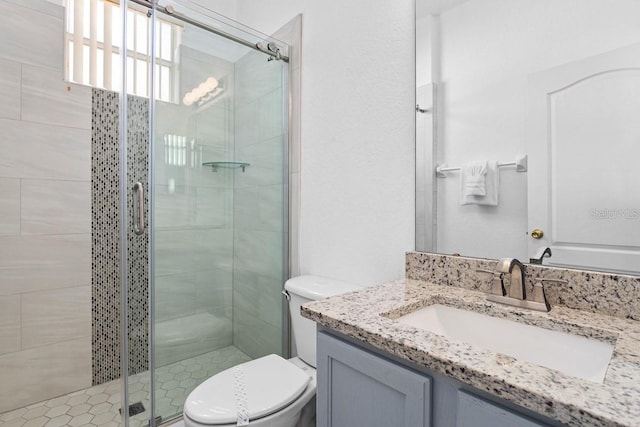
{"left": 149, "top": 2, "right": 290, "bottom": 423}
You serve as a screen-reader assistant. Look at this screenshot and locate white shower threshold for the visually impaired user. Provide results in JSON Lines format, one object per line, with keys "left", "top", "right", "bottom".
{"left": 0, "top": 346, "right": 251, "bottom": 427}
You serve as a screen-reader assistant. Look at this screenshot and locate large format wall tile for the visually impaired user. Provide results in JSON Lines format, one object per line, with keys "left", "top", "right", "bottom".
{"left": 0, "top": 234, "right": 91, "bottom": 295}
{"left": 155, "top": 273, "right": 197, "bottom": 322}
{"left": 233, "top": 307, "right": 281, "bottom": 360}
{"left": 22, "top": 64, "right": 92, "bottom": 129}
{"left": 233, "top": 269, "right": 283, "bottom": 328}
{"left": 0, "top": 118, "right": 90, "bottom": 181}
{"left": 233, "top": 230, "right": 284, "bottom": 279}
{"left": 21, "top": 286, "right": 91, "bottom": 349}
{"left": 2, "top": 0, "right": 63, "bottom": 18}
{"left": 0, "top": 1, "right": 63, "bottom": 71}
{"left": 154, "top": 184, "right": 197, "bottom": 229}
{"left": 194, "top": 187, "right": 232, "bottom": 228}
{"left": 0, "top": 178, "right": 20, "bottom": 236}
{"left": 234, "top": 184, "right": 284, "bottom": 232}
{"left": 0, "top": 337, "right": 91, "bottom": 413}
{"left": 155, "top": 228, "right": 234, "bottom": 277}
{"left": 234, "top": 136, "right": 285, "bottom": 189}
{"left": 196, "top": 268, "right": 233, "bottom": 319}
{"left": 0, "top": 57, "right": 21, "bottom": 120}
{"left": 0, "top": 294, "right": 20, "bottom": 356}
{"left": 21, "top": 179, "right": 90, "bottom": 235}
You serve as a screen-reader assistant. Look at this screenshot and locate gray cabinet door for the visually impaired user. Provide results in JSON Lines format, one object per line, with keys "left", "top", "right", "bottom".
{"left": 456, "top": 391, "right": 548, "bottom": 427}
{"left": 317, "top": 332, "right": 431, "bottom": 427}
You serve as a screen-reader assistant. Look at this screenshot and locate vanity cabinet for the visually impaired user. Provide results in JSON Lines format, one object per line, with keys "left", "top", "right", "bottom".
{"left": 317, "top": 330, "right": 561, "bottom": 427}
{"left": 317, "top": 330, "right": 432, "bottom": 427}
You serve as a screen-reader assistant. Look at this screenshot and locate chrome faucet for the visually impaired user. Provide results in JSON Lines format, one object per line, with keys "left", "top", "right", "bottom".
{"left": 496, "top": 258, "right": 526, "bottom": 300}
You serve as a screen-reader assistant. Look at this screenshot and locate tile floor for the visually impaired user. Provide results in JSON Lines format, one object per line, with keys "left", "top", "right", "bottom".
{"left": 0, "top": 346, "right": 251, "bottom": 427}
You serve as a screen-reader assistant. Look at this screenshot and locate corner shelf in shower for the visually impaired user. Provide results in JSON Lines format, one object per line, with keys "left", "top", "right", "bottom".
{"left": 202, "top": 161, "right": 250, "bottom": 172}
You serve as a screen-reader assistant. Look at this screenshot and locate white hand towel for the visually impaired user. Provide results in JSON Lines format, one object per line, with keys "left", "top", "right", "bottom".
{"left": 461, "top": 161, "right": 487, "bottom": 196}
{"left": 461, "top": 160, "right": 499, "bottom": 206}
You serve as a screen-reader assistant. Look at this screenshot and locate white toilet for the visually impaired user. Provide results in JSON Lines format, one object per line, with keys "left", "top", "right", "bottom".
{"left": 183, "top": 275, "right": 363, "bottom": 427}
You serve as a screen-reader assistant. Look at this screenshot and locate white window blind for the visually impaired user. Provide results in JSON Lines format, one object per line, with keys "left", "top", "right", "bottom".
{"left": 65, "top": 0, "right": 181, "bottom": 102}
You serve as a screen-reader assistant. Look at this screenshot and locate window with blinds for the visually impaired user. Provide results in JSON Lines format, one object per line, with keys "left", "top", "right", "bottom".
{"left": 65, "top": 0, "right": 181, "bottom": 103}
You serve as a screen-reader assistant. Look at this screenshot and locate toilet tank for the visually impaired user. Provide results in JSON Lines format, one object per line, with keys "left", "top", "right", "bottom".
{"left": 285, "top": 275, "right": 364, "bottom": 368}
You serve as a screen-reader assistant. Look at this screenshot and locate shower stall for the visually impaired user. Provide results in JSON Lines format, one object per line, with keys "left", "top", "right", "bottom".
{"left": 0, "top": 0, "right": 291, "bottom": 425}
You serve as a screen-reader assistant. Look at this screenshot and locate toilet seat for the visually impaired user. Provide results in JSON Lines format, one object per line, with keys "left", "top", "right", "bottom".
{"left": 184, "top": 354, "right": 311, "bottom": 425}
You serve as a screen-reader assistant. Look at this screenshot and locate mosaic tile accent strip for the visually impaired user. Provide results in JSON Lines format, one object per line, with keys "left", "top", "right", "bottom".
{"left": 125, "top": 95, "right": 150, "bottom": 378}
{"left": 0, "top": 346, "right": 251, "bottom": 427}
{"left": 405, "top": 251, "right": 640, "bottom": 320}
{"left": 91, "top": 89, "right": 122, "bottom": 386}
{"left": 91, "top": 89, "right": 150, "bottom": 385}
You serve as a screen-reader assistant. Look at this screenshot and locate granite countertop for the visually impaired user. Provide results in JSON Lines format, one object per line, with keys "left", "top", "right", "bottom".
{"left": 301, "top": 279, "right": 640, "bottom": 427}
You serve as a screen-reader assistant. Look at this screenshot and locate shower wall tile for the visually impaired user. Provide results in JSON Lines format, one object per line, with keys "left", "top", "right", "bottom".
{"left": 155, "top": 230, "right": 203, "bottom": 277}
{"left": 0, "top": 337, "right": 91, "bottom": 414}
{"left": 233, "top": 230, "right": 283, "bottom": 280}
{"left": 234, "top": 136, "right": 285, "bottom": 189}
{"left": 234, "top": 102, "right": 260, "bottom": 148}
{"left": 155, "top": 273, "right": 197, "bottom": 322}
{"left": 234, "top": 52, "right": 283, "bottom": 106}
{"left": 155, "top": 228, "right": 234, "bottom": 277}
{"left": 198, "top": 228, "right": 235, "bottom": 270}
{"left": 234, "top": 184, "right": 284, "bottom": 232}
{"left": 233, "top": 307, "right": 281, "bottom": 360}
{"left": 21, "top": 179, "right": 90, "bottom": 235}
{"left": 195, "top": 268, "right": 233, "bottom": 319}
{"left": 155, "top": 184, "right": 193, "bottom": 228}
{"left": 195, "top": 102, "right": 232, "bottom": 148}
{"left": 194, "top": 187, "right": 232, "bottom": 228}
{"left": 0, "top": 234, "right": 91, "bottom": 296}
{"left": 0, "top": 0, "right": 63, "bottom": 71}
{"left": 0, "top": 294, "right": 20, "bottom": 356}
{"left": 153, "top": 144, "right": 233, "bottom": 190}
{"left": 259, "top": 88, "right": 284, "bottom": 142}
{"left": 0, "top": 58, "right": 21, "bottom": 120}
{"left": 21, "top": 286, "right": 91, "bottom": 349}
{"left": 290, "top": 173, "right": 301, "bottom": 277}
{"left": 2, "top": 0, "right": 63, "bottom": 18}
{"left": 233, "top": 269, "right": 283, "bottom": 328}
{"left": 0, "top": 178, "right": 20, "bottom": 236}
{"left": 0, "top": 118, "right": 90, "bottom": 181}
{"left": 155, "top": 100, "right": 192, "bottom": 137}
{"left": 21, "top": 65, "right": 92, "bottom": 129}
{"left": 233, "top": 46, "right": 288, "bottom": 359}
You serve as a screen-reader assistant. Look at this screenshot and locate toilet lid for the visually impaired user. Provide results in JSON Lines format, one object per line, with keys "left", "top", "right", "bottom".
{"left": 184, "top": 354, "right": 311, "bottom": 425}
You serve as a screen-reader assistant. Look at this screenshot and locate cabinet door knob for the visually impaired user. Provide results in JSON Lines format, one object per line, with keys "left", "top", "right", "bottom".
{"left": 531, "top": 228, "right": 544, "bottom": 239}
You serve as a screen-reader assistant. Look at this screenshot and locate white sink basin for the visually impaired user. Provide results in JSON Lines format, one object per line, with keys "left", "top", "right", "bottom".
{"left": 396, "top": 304, "right": 614, "bottom": 383}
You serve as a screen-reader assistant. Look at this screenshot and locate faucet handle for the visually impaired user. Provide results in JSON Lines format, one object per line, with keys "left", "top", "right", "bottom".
{"left": 530, "top": 280, "right": 551, "bottom": 311}
{"left": 476, "top": 269, "right": 506, "bottom": 296}
{"left": 530, "top": 277, "right": 567, "bottom": 310}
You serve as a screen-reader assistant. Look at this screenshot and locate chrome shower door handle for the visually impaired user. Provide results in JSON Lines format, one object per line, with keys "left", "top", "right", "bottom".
{"left": 133, "top": 182, "right": 146, "bottom": 235}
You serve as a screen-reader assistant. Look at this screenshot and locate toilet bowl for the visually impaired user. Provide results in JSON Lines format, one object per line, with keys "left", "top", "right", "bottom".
{"left": 183, "top": 356, "right": 316, "bottom": 427}
{"left": 183, "top": 275, "right": 363, "bottom": 427}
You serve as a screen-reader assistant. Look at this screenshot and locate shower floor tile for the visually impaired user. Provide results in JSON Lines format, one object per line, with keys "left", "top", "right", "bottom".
{"left": 0, "top": 346, "right": 251, "bottom": 427}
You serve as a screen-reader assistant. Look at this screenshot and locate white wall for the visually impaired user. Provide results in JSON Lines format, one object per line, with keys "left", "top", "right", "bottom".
{"left": 431, "top": 0, "right": 640, "bottom": 260}
{"left": 192, "top": 0, "right": 417, "bottom": 286}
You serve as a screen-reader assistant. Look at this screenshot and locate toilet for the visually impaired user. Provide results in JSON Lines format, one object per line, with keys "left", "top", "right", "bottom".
{"left": 183, "top": 275, "right": 363, "bottom": 427}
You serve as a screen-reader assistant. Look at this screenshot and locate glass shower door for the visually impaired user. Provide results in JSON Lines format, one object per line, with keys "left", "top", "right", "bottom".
{"left": 149, "top": 2, "right": 290, "bottom": 423}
